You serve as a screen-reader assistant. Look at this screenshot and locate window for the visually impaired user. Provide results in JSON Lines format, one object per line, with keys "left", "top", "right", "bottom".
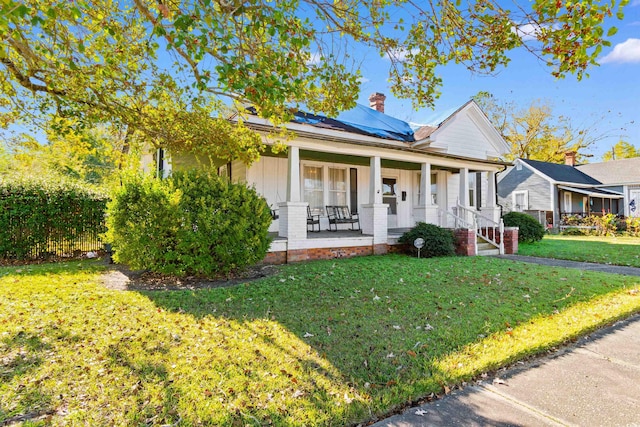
{"left": 329, "top": 168, "right": 347, "bottom": 206}
{"left": 468, "top": 172, "right": 482, "bottom": 208}
{"left": 303, "top": 164, "right": 350, "bottom": 214}
{"left": 468, "top": 173, "right": 476, "bottom": 207}
{"left": 513, "top": 190, "right": 528, "bottom": 211}
{"left": 415, "top": 172, "right": 438, "bottom": 205}
{"left": 431, "top": 173, "right": 437, "bottom": 204}
{"left": 303, "top": 166, "right": 323, "bottom": 213}
{"left": 383, "top": 177, "right": 397, "bottom": 215}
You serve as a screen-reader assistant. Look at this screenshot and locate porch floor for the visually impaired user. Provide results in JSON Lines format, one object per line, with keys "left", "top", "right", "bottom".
{"left": 269, "top": 228, "right": 411, "bottom": 241}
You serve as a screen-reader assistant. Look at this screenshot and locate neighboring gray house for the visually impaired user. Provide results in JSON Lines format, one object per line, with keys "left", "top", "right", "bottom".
{"left": 576, "top": 157, "right": 640, "bottom": 218}
{"left": 497, "top": 156, "right": 624, "bottom": 228}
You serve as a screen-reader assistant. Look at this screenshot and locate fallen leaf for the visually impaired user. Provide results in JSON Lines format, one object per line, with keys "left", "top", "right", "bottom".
{"left": 303, "top": 332, "right": 314, "bottom": 338}
{"left": 415, "top": 409, "right": 428, "bottom": 416}
{"left": 407, "top": 350, "right": 416, "bottom": 357}
{"left": 493, "top": 377, "right": 506, "bottom": 385}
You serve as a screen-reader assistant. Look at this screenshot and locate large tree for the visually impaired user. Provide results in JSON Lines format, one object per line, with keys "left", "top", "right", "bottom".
{"left": 602, "top": 140, "right": 639, "bottom": 161}
{"left": 474, "top": 92, "right": 614, "bottom": 163}
{"left": 1, "top": 0, "right": 629, "bottom": 164}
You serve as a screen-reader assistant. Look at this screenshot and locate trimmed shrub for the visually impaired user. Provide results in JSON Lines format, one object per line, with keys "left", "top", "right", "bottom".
{"left": 502, "top": 212, "right": 545, "bottom": 243}
{"left": 399, "top": 222, "right": 455, "bottom": 258}
{"left": 105, "top": 170, "right": 272, "bottom": 276}
{"left": 0, "top": 179, "right": 106, "bottom": 260}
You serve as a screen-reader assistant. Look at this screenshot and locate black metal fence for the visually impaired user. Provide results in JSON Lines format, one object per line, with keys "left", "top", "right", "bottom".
{"left": 0, "top": 193, "right": 107, "bottom": 262}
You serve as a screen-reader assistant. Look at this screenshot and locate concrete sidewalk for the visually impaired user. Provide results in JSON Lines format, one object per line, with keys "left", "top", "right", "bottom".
{"left": 495, "top": 255, "right": 640, "bottom": 277}
{"left": 371, "top": 256, "right": 640, "bottom": 427}
{"left": 371, "top": 314, "right": 640, "bottom": 426}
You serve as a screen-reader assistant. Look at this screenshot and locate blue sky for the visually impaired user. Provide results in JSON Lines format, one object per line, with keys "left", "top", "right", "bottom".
{"left": 354, "top": 2, "right": 640, "bottom": 162}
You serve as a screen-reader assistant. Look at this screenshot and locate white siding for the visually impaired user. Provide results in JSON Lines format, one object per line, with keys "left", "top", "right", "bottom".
{"left": 430, "top": 114, "right": 498, "bottom": 159}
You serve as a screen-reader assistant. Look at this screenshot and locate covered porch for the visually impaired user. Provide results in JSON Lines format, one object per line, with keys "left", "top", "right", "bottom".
{"left": 267, "top": 144, "right": 503, "bottom": 252}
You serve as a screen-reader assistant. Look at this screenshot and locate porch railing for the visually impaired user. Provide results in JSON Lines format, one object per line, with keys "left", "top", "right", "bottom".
{"left": 448, "top": 204, "right": 504, "bottom": 255}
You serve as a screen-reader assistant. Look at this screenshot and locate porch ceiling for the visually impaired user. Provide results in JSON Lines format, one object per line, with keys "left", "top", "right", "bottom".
{"left": 262, "top": 146, "right": 459, "bottom": 172}
{"left": 558, "top": 185, "right": 624, "bottom": 199}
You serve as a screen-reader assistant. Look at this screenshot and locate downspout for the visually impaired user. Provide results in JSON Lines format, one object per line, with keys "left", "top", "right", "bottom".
{"left": 494, "top": 164, "right": 508, "bottom": 218}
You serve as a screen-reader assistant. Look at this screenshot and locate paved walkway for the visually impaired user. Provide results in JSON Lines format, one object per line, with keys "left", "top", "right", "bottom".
{"left": 371, "top": 257, "right": 640, "bottom": 427}
{"left": 495, "top": 255, "right": 640, "bottom": 277}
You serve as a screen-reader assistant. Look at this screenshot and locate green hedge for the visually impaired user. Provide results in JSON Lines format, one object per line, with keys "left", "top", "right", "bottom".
{"left": 105, "top": 170, "right": 273, "bottom": 276}
{"left": 502, "top": 212, "right": 545, "bottom": 243}
{"left": 0, "top": 179, "right": 107, "bottom": 260}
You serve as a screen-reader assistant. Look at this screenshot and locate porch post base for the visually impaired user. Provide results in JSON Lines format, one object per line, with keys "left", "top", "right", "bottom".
{"left": 278, "top": 202, "right": 308, "bottom": 240}
{"left": 361, "top": 203, "right": 388, "bottom": 245}
{"left": 413, "top": 206, "right": 439, "bottom": 225}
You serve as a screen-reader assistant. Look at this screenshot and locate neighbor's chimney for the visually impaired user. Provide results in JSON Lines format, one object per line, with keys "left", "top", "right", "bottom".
{"left": 369, "top": 92, "right": 386, "bottom": 113}
{"left": 564, "top": 151, "right": 576, "bottom": 167}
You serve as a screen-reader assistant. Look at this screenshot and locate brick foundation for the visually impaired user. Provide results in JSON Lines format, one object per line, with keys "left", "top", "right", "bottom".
{"left": 503, "top": 227, "right": 519, "bottom": 254}
{"left": 261, "top": 228, "right": 503, "bottom": 264}
{"left": 454, "top": 228, "right": 476, "bottom": 256}
{"left": 262, "top": 251, "right": 287, "bottom": 265}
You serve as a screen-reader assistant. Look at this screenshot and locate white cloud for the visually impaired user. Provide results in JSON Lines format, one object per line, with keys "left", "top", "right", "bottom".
{"left": 385, "top": 48, "right": 420, "bottom": 62}
{"left": 600, "top": 38, "right": 640, "bottom": 64}
{"left": 513, "top": 23, "right": 543, "bottom": 41}
{"left": 632, "top": 0, "right": 640, "bottom": 6}
{"left": 358, "top": 76, "right": 370, "bottom": 84}
{"left": 306, "top": 52, "right": 323, "bottom": 66}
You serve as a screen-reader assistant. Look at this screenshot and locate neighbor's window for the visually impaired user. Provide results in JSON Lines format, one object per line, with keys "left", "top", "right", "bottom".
{"left": 303, "top": 166, "right": 323, "bottom": 213}
{"left": 513, "top": 190, "right": 528, "bottom": 211}
{"left": 329, "top": 168, "right": 347, "bottom": 206}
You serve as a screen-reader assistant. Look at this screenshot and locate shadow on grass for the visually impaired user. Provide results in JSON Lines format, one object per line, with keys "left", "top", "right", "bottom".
{"left": 135, "top": 254, "right": 639, "bottom": 425}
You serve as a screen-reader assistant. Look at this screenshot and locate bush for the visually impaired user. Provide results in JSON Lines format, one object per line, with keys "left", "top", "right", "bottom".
{"left": 105, "top": 170, "right": 272, "bottom": 276}
{"left": 399, "top": 222, "right": 455, "bottom": 258}
{"left": 502, "top": 212, "right": 545, "bottom": 243}
{"left": 0, "top": 178, "right": 106, "bottom": 260}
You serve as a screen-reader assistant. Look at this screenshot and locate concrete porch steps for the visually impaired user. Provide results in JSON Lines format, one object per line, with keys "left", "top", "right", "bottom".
{"left": 477, "top": 238, "right": 500, "bottom": 257}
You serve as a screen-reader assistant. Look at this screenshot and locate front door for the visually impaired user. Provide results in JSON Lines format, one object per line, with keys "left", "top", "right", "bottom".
{"left": 383, "top": 177, "right": 397, "bottom": 228}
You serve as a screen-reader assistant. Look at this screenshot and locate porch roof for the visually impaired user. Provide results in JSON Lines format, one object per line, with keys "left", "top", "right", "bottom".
{"left": 558, "top": 185, "right": 624, "bottom": 199}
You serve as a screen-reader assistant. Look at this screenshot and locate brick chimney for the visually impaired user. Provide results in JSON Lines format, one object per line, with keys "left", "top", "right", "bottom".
{"left": 369, "top": 92, "right": 386, "bottom": 113}
{"left": 564, "top": 151, "right": 576, "bottom": 167}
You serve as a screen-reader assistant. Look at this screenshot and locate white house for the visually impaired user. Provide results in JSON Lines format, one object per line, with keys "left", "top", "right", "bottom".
{"left": 144, "top": 94, "right": 515, "bottom": 262}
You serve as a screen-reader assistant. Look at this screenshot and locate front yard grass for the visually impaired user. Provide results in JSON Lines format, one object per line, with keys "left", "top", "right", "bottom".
{"left": 1, "top": 255, "right": 640, "bottom": 426}
{"left": 518, "top": 234, "right": 640, "bottom": 267}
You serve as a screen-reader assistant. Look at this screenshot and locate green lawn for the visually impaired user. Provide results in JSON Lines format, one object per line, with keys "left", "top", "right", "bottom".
{"left": 1, "top": 256, "right": 640, "bottom": 426}
{"left": 518, "top": 235, "right": 640, "bottom": 267}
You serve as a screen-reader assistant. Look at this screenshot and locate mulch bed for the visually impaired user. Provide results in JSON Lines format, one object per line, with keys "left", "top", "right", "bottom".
{"left": 100, "top": 262, "right": 281, "bottom": 291}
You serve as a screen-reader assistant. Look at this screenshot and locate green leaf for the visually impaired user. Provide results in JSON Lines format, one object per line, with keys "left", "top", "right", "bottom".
{"left": 606, "top": 26, "right": 618, "bottom": 37}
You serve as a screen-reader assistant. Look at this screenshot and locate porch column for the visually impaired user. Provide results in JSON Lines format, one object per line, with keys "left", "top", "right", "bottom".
{"left": 551, "top": 183, "right": 560, "bottom": 229}
{"left": 480, "top": 171, "right": 500, "bottom": 222}
{"left": 457, "top": 167, "right": 469, "bottom": 224}
{"left": 459, "top": 167, "right": 469, "bottom": 208}
{"left": 361, "top": 156, "right": 388, "bottom": 254}
{"left": 279, "top": 146, "right": 307, "bottom": 240}
{"left": 414, "top": 162, "right": 439, "bottom": 225}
